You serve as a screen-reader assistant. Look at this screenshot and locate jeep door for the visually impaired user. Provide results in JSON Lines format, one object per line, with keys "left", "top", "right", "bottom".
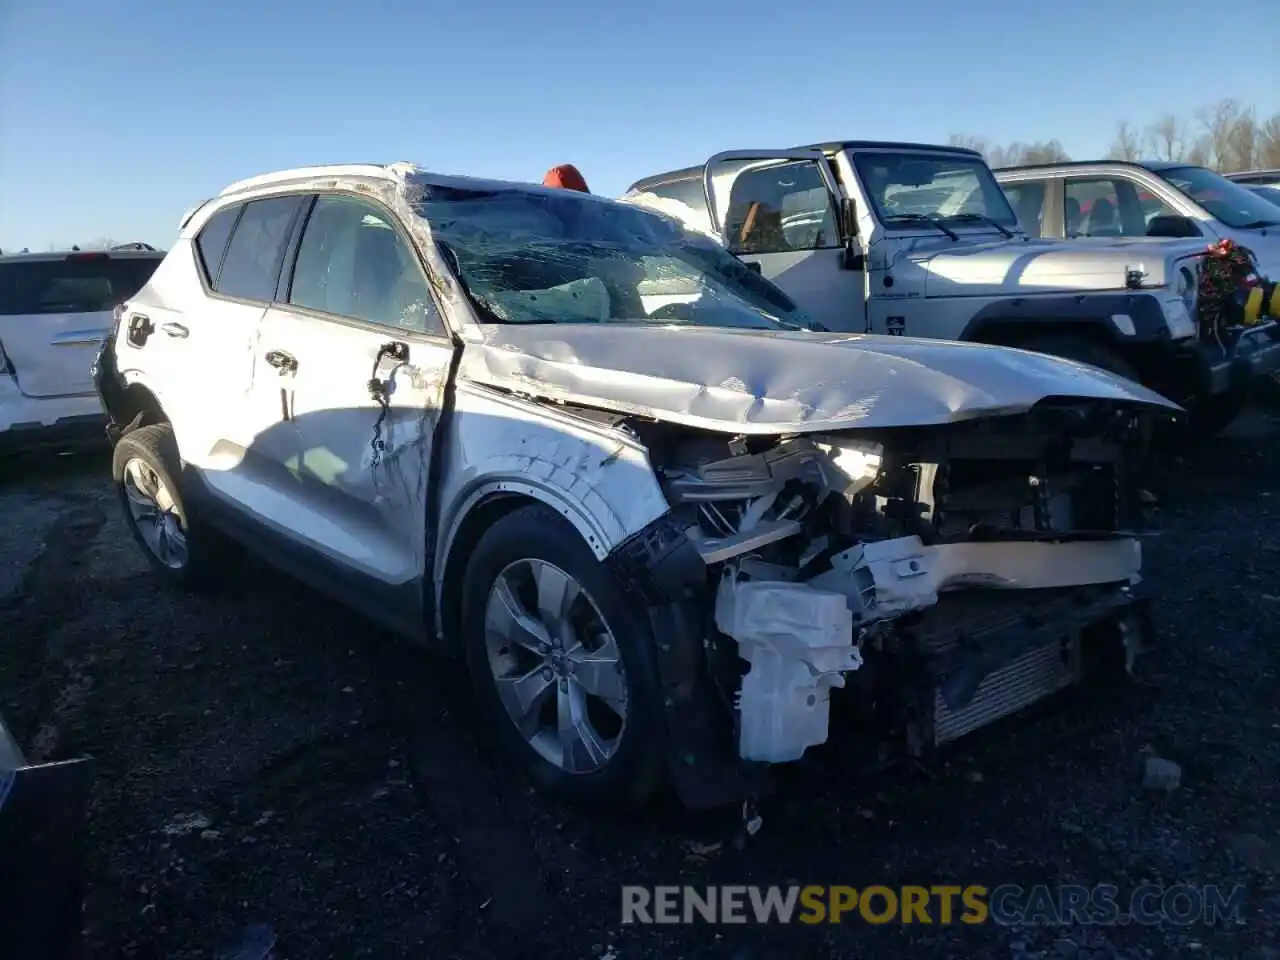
{"left": 702, "top": 150, "right": 866, "bottom": 333}
{"left": 247, "top": 192, "right": 455, "bottom": 636}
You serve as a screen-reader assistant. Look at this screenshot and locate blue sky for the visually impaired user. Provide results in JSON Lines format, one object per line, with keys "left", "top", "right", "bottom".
{"left": 2, "top": 0, "right": 1277, "bottom": 251}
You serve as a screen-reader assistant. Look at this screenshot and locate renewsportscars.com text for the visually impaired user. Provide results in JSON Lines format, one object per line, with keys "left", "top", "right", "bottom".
{"left": 620, "top": 884, "right": 1248, "bottom": 926}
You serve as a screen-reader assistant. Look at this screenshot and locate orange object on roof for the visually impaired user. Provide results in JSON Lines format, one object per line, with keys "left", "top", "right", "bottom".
{"left": 542, "top": 164, "right": 590, "bottom": 193}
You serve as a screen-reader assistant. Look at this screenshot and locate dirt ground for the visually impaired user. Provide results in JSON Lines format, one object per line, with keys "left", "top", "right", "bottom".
{"left": 2, "top": 412, "right": 1279, "bottom": 960}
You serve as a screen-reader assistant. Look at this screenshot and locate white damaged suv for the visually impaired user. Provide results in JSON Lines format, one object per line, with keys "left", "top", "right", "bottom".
{"left": 94, "top": 163, "right": 1177, "bottom": 808}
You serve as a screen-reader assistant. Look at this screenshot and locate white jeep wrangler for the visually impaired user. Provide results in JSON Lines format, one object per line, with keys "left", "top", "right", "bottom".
{"left": 623, "top": 141, "right": 1280, "bottom": 434}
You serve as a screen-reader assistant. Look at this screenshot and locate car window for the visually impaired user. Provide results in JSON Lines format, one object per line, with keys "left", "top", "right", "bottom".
{"left": 1136, "top": 190, "right": 1179, "bottom": 225}
{"left": 1001, "top": 181, "right": 1046, "bottom": 237}
{"left": 0, "top": 255, "right": 163, "bottom": 316}
{"left": 1064, "top": 179, "right": 1127, "bottom": 238}
{"left": 195, "top": 205, "right": 241, "bottom": 285}
{"left": 216, "top": 196, "right": 303, "bottom": 302}
{"left": 724, "top": 160, "right": 839, "bottom": 255}
{"left": 289, "top": 195, "right": 438, "bottom": 333}
{"left": 1064, "top": 177, "right": 1176, "bottom": 238}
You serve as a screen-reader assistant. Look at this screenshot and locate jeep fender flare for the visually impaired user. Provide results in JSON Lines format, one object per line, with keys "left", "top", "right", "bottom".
{"left": 959, "top": 291, "right": 1174, "bottom": 346}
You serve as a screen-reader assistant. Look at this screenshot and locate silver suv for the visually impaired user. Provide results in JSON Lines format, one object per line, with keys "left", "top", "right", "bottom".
{"left": 1, "top": 248, "right": 162, "bottom": 452}
{"left": 94, "top": 163, "right": 1176, "bottom": 809}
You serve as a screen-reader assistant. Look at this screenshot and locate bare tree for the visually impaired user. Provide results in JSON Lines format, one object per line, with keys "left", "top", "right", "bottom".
{"left": 1145, "top": 114, "right": 1191, "bottom": 162}
{"left": 1195, "top": 99, "right": 1248, "bottom": 170}
{"left": 948, "top": 133, "right": 991, "bottom": 156}
{"left": 1227, "top": 105, "right": 1259, "bottom": 172}
{"left": 1019, "top": 139, "right": 1071, "bottom": 165}
{"left": 953, "top": 101, "right": 1280, "bottom": 173}
{"left": 947, "top": 135, "right": 1069, "bottom": 168}
{"left": 1107, "top": 121, "right": 1143, "bottom": 161}
{"left": 1258, "top": 115, "right": 1280, "bottom": 168}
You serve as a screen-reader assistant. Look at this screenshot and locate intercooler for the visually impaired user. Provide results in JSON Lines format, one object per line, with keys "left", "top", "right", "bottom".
{"left": 905, "top": 585, "right": 1134, "bottom": 750}
{"left": 932, "top": 637, "right": 1078, "bottom": 744}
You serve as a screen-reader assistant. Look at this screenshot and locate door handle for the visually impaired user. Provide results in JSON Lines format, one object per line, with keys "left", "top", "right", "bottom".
{"left": 161, "top": 322, "right": 189, "bottom": 339}
{"left": 51, "top": 328, "right": 109, "bottom": 347}
{"left": 265, "top": 349, "right": 297, "bottom": 373}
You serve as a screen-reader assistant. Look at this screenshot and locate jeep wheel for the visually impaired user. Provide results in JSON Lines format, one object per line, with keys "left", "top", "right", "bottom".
{"left": 460, "top": 504, "right": 664, "bottom": 807}
{"left": 112, "top": 423, "right": 240, "bottom": 588}
{"left": 1012, "top": 333, "right": 1140, "bottom": 383}
{"left": 1185, "top": 385, "right": 1248, "bottom": 438}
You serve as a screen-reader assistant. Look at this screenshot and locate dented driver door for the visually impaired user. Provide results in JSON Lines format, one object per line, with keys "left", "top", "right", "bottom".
{"left": 243, "top": 193, "right": 455, "bottom": 630}
{"left": 703, "top": 150, "right": 866, "bottom": 333}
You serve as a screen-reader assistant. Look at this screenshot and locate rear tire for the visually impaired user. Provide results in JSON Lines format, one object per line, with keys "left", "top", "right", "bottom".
{"left": 111, "top": 423, "right": 240, "bottom": 589}
{"left": 460, "top": 503, "right": 665, "bottom": 808}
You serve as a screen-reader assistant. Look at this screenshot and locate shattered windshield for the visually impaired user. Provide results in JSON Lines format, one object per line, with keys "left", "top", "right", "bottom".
{"left": 852, "top": 152, "right": 1020, "bottom": 228}
{"left": 412, "top": 182, "right": 814, "bottom": 330}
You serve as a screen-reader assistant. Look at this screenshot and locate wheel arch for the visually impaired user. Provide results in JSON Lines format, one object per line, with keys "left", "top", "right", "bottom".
{"left": 433, "top": 480, "right": 667, "bottom": 651}
{"left": 105, "top": 377, "right": 168, "bottom": 433}
{"left": 965, "top": 317, "right": 1161, "bottom": 380}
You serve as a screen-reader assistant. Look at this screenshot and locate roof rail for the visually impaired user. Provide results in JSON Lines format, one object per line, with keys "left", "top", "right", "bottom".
{"left": 216, "top": 162, "right": 419, "bottom": 198}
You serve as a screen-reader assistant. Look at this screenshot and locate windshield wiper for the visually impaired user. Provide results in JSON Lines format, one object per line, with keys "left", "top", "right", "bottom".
{"left": 1239, "top": 219, "right": 1280, "bottom": 229}
{"left": 883, "top": 213, "right": 959, "bottom": 241}
{"left": 946, "top": 212, "right": 1015, "bottom": 238}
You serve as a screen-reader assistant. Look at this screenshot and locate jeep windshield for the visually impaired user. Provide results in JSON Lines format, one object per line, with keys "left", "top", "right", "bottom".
{"left": 852, "top": 153, "right": 1020, "bottom": 230}
{"left": 413, "top": 182, "right": 814, "bottom": 330}
{"left": 1159, "top": 165, "right": 1280, "bottom": 229}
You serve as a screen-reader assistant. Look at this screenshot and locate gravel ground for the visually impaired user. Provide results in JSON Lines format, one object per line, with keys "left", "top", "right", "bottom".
{"left": 2, "top": 412, "right": 1279, "bottom": 960}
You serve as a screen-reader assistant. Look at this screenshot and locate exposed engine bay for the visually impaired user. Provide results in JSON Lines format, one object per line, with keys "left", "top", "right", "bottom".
{"left": 619, "top": 397, "right": 1156, "bottom": 774}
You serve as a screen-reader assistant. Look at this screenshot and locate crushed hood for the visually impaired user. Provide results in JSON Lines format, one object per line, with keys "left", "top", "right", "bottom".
{"left": 895, "top": 235, "right": 1205, "bottom": 298}
{"left": 458, "top": 324, "right": 1180, "bottom": 434}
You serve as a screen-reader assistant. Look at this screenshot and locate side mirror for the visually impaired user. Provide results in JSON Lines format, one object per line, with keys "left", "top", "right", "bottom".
{"left": 1146, "top": 215, "right": 1200, "bottom": 239}
{"left": 840, "top": 197, "right": 864, "bottom": 271}
{"left": 841, "top": 196, "right": 859, "bottom": 237}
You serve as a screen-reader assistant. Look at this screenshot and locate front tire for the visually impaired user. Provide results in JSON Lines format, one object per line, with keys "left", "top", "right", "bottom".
{"left": 460, "top": 504, "right": 665, "bottom": 807}
{"left": 111, "top": 423, "right": 239, "bottom": 589}
{"left": 1185, "top": 385, "right": 1248, "bottom": 438}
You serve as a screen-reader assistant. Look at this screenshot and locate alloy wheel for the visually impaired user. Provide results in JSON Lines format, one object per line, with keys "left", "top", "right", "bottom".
{"left": 122, "top": 457, "right": 188, "bottom": 570}
{"left": 483, "top": 558, "right": 628, "bottom": 774}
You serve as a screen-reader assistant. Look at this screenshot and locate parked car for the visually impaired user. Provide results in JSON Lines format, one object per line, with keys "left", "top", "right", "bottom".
{"left": 1, "top": 248, "right": 164, "bottom": 453}
{"left": 1225, "top": 169, "right": 1280, "bottom": 188}
{"left": 994, "top": 161, "right": 1280, "bottom": 266}
{"left": 623, "top": 143, "right": 1275, "bottom": 436}
{"left": 1224, "top": 171, "right": 1280, "bottom": 210}
{"left": 94, "top": 163, "right": 1176, "bottom": 809}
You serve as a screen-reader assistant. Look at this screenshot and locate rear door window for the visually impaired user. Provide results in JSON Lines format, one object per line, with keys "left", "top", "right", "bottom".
{"left": 195, "top": 204, "right": 241, "bottom": 285}
{"left": 215, "top": 196, "right": 305, "bottom": 302}
{"left": 0, "top": 255, "right": 164, "bottom": 316}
